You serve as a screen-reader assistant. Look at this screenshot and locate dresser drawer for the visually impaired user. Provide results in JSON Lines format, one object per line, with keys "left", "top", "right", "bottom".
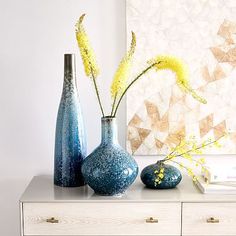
{"left": 23, "top": 202, "right": 181, "bottom": 235}
{"left": 182, "top": 203, "right": 236, "bottom": 236}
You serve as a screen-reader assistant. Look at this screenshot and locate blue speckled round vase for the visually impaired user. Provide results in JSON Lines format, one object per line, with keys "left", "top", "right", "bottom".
{"left": 81, "top": 117, "right": 138, "bottom": 196}
{"left": 141, "top": 161, "right": 182, "bottom": 189}
{"left": 54, "top": 54, "right": 87, "bottom": 187}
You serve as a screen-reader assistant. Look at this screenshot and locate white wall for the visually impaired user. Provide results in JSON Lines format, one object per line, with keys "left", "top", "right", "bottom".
{"left": 0, "top": 0, "right": 128, "bottom": 235}
{"left": 0, "top": 1, "right": 235, "bottom": 236}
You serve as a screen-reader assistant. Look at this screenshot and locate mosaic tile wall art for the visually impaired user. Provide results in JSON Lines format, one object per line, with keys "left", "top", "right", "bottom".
{"left": 126, "top": 0, "right": 236, "bottom": 155}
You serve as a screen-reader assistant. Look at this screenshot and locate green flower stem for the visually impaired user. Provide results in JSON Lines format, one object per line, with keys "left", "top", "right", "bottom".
{"left": 165, "top": 153, "right": 205, "bottom": 168}
{"left": 164, "top": 139, "right": 182, "bottom": 159}
{"left": 112, "top": 63, "right": 157, "bottom": 117}
{"left": 91, "top": 75, "right": 105, "bottom": 117}
{"left": 88, "top": 58, "right": 105, "bottom": 117}
{"left": 110, "top": 93, "right": 117, "bottom": 117}
{"left": 163, "top": 137, "right": 222, "bottom": 162}
{"left": 83, "top": 47, "right": 105, "bottom": 117}
{"left": 165, "top": 159, "right": 196, "bottom": 177}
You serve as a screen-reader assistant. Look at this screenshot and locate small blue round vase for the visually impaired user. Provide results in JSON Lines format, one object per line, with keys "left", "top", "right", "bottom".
{"left": 81, "top": 117, "right": 139, "bottom": 196}
{"left": 141, "top": 161, "right": 182, "bottom": 189}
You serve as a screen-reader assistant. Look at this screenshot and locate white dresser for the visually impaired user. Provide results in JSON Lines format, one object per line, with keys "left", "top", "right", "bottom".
{"left": 20, "top": 175, "right": 236, "bottom": 236}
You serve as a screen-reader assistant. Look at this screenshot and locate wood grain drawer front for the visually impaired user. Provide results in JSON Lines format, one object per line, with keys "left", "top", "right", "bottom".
{"left": 23, "top": 202, "right": 181, "bottom": 235}
{"left": 182, "top": 203, "right": 236, "bottom": 236}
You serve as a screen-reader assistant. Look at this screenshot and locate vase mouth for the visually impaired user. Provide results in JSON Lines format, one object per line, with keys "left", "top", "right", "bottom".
{"left": 101, "top": 116, "right": 116, "bottom": 121}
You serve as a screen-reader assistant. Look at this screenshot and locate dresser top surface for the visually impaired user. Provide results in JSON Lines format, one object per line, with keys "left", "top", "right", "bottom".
{"left": 20, "top": 175, "right": 236, "bottom": 203}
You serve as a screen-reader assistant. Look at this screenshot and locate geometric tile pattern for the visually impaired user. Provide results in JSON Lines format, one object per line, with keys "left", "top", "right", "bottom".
{"left": 126, "top": 0, "right": 236, "bottom": 155}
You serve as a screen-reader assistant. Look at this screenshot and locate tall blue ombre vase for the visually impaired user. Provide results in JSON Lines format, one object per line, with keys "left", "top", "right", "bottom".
{"left": 81, "top": 117, "right": 138, "bottom": 196}
{"left": 54, "top": 54, "right": 87, "bottom": 187}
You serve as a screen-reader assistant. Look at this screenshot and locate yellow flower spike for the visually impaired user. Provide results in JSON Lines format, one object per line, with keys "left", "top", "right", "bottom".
{"left": 75, "top": 14, "right": 100, "bottom": 78}
{"left": 199, "top": 158, "right": 206, "bottom": 164}
{"left": 213, "top": 141, "right": 222, "bottom": 148}
{"left": 148, "top": 55, "right": 207, "bottom": 104}
{"left": 158, "top": 173, "right": 164, "bottom": 179}
{"left": 162, "top": 135, "right": 224, "bottom": 183}
{"left": 160, "top": 168, "right": 165, "bottom": 173}
{"left": 201, "top": 166, "right": 207, "bottom": 174}
{"left": 192, "top": 176, "right": 198, "bottom": 182}
{"left": 110, "top": 32, "right": 136, "bottom": 99}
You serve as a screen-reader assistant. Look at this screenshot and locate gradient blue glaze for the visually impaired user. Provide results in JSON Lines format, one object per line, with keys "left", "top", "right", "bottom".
{"left": 141, "top": 161, "right": 182, "bottom": 189}
{"left": 54, "top": 59, "right": 86, "bottom": 187}
{"left": 82, "top": 117, "right": 138, "bottom": 196}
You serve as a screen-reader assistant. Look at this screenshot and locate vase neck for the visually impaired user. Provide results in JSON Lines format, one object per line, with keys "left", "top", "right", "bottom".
{"left": 101, "top": 117, "right": 118, "bottom": 145}
{"left": 63, "top": 54, "right": 77, "bottom": 91}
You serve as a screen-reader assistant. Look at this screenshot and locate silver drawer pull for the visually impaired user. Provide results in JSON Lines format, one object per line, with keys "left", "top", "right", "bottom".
{"left": 46, "top": 217, "right": 59, "bottom": 223}
{"left": 146, "top": 217, "right": 158, "bottom": 223}
{"left": 207, "top": 217, "right": 219, "bottom": 223}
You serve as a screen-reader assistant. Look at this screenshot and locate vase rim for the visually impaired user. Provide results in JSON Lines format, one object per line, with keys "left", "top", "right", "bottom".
{"left": 101, "top": 116, "right": 116, "bottom": 121}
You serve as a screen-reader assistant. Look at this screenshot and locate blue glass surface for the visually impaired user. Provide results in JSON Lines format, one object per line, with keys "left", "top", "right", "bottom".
{"left": 54, "top": 71, "right": 86, "bottom": 187}
{"left": 141, "top": 161, "right": 182, "bottom": 189}
{"left": 82, "top": 117, "right": 138, "bottom": 196}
